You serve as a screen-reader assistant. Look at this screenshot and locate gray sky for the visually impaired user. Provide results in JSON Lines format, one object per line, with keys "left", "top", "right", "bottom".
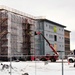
{"left": 0, "top": 0, "right": 75, "bottom": 50}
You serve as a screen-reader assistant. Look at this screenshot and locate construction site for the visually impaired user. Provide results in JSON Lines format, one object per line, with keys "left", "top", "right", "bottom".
{"left": 0, "top": 6, "right": 71, "bottom": 62}
{"left": 0, "top": 6, "right": 35, "bottom": 61}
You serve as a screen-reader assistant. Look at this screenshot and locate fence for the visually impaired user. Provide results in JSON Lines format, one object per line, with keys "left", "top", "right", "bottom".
{"left": 0, "top": 54, "right": 75, "bottom": 75}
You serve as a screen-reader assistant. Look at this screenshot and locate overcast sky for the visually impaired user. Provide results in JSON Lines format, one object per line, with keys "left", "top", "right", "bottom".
{"left": 0, "top": 0, "right": 75, "bottom": 50}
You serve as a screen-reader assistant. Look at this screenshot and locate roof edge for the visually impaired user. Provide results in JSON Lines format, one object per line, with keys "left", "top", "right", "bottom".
{"left": 64, "top": 29, "right": 71, "bottom": 32}
{"left": 0, "top": 5, "right": 36, "bottom": 19}
{"left": 36, "top": 19, "right": 66, "bottom": 28}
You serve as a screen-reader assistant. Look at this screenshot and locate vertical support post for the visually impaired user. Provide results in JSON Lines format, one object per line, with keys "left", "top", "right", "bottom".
{"left": 62, "top": 51, "right": 64, "bottom": 75}
{"left": 34, "top": 25, "right": 36, "bottom": 75}
{"left": 10, "top": 52, "right": 12, "bottom": 75}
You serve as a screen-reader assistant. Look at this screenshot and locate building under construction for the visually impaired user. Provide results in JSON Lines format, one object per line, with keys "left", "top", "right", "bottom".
{"left": 0, "top": 6, "right": 35, "bottom": 61}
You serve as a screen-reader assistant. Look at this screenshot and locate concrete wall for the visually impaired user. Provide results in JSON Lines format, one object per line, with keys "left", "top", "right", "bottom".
{"left": 35, "top": 20, "right": 65, "bottom": 58}
{"left": 44, "top": 21, "right": 65, "bottom": 58}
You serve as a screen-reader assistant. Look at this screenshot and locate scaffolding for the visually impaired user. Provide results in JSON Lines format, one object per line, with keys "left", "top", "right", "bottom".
{"left": 0, "top": 9, "right": 35, "bottom": 61}
{"left": 0, "top": 11, "right": 8, "bottom": 60}
{"left": 22, "top": 18, "right": 35, "bottom": 58}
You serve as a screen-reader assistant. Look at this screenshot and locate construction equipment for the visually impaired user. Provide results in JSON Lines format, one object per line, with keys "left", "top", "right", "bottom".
{"left": 33, "top": 32, "right": 59, "bottom": 62}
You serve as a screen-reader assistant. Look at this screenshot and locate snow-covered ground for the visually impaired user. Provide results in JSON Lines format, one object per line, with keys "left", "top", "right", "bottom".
{"left": 0, "top": 60, "right": 75, "bottom": 75}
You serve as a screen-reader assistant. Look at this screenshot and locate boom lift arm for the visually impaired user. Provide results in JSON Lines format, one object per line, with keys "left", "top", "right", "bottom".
{"left": 35, "top": 32, "right": 59, "bottom": 56}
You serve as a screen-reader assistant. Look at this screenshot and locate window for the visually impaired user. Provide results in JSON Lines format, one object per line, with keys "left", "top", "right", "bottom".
{"left": 49, "top": 25, "right": 50, "bottom": 28}
{"left": 49, "top": 34, "right": 53, "bottom": 38}
{"left": 59, "top": 45, "right": 61, "bottom": 47}
{"left": 62, "top": 37, "right": 63, "bottom": 39}
{"left": 62, "top": 45, "right": 64, "bottom": 47}
{"left": 59, "top": 37, "right": 61, "bottom": 39}
{"left": 46, "top": 24, "right": 47, "bottom": 27}
{"left": 54, "top": 35, "right": 57, "bottom": 41}
{"left": 46, "top": 34, "right": 48, "bottom": 36}
{"left": 49, "top": 25, "right": 53, "bottom": 29}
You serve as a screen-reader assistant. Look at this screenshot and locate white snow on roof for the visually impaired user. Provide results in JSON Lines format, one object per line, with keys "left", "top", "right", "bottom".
{"left": 0, "top": 5, "right": 36, "bottom": 19}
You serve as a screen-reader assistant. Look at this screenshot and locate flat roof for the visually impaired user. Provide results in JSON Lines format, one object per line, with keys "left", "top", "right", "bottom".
{"left": 0, "top": 5, "right": 36, "bottom": 19}
{"left": 36, "top": 19, "right": 66, "bottom": 28}
{"left": 64, "top": 29, "right": 71, "bottom": 32}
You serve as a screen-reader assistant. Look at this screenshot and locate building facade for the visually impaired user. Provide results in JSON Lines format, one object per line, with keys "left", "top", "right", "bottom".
{"left": 0, "top": 6, "right": 35, "bottom": 60}
{"left": 0, "top": 6, "right": 71, "bottom": 60}
{"left": 35, "top": 19, "right": 66, "bottom": 58}
{"left": 64, "top": 30, "right": 71, "bottom": 57}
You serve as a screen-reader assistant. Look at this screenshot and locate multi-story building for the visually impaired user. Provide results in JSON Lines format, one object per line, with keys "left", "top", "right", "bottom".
{"left": 64, "top": 29, "right": 71, "bottom": 57}
{"left": 0, "top": 6, "right": 70, "bottom": 60}
{"left": 0, "top": 6, "right": 35, "bottom": 60}
{"left": 35, "top": 19, "right": 66, "bottom": 58}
